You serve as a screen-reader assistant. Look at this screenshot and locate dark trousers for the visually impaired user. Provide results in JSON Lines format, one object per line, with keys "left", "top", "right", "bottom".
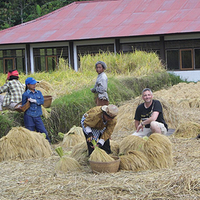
{"left": 83, "top": 131, "right": 111, "bottom": 155}
{"left": 24, "top": 113, "right": 51, "bottom": 143}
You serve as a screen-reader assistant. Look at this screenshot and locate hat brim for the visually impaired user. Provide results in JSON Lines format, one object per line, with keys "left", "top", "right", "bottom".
{"left": 101, "top": 105, "right": 108, "bottom": 112}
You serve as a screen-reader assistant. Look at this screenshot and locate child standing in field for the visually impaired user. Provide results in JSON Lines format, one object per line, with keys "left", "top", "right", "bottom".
{"left": 91, "top": 61, "right": 109, "bottom": 106}
{"left": 22, "top": 77, "right": 50, "bottom": 143}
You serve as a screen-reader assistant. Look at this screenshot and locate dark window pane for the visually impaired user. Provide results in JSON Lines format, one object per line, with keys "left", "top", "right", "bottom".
{"left": 195, "top": 49, "right": 200, "bottom": 69}
{"left": 0, "top": 59, "right": 3, "bottom": 73}
{"left": 47, "top": 56, "right": 57, "bottom": 71}
{"left": 181, "top": 50, "right": 192, "bottom": 69}
{"left": 167, "top": 50, "right": 179, "bottom": 70}
{"left": 40, "top": 49, "right": 45, "bottom": 56}
{"left": 47, "top": 48, "right": 52, "bottom": 55}
{"left": 16, "top": 50, "right": 22, "bottom": 57}
{"left": 0, "top": 51, "right": 2, "bottom": 58}
{"left": 16, "top": 58, "right": 24, "bottom": 72}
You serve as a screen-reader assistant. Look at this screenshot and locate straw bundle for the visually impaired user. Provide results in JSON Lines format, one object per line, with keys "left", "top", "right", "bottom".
{"left": 62, "top": 126, "right": 85, "bottom": 148}
{"left": 89, "top": 140, "right": 114, "bottom": 162}
{"left": 42, "top": 106, "right": 51, "bottom": 119}
{"left": 110, "top": 140, "right": 119, "bottom": 156}
{"left": 55, "top": 146, "right": 81, "bottom": 172}
{"left": 173, "top": 121, "right": 200, "bottom": 138}
{"left": 55, "top": 156, "right": 81, "bottom": 172}
{"left": 143, "top": 133, "right": 173, "bottom": 169}
{"left": 0, "top": 127, "right": 52, "bottom": 162}
{"left": 119, "top": 135, "right": 146, "bottom": 155}
{"left": 119, "top": 150, "right": 150, "bottom": 171}
{"left": 36, "top": 80, "right": 54, "bottom": 93}
{"left": 70, "top": 141, "right": 88, "bottom": 165}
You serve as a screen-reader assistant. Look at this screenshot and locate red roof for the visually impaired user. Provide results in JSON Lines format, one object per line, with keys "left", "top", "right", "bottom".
{"left": 0, "top": 0, "right": 200, "bottom": 44}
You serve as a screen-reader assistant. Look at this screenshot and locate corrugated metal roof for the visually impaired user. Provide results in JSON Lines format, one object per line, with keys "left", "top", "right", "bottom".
{"left": 0, "top": 0, "right": 200, "bottom": 44}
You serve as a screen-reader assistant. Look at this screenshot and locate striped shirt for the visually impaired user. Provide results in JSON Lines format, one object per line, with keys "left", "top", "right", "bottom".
{"left": 0, "top": 80, "right": 25, "bottom": 107}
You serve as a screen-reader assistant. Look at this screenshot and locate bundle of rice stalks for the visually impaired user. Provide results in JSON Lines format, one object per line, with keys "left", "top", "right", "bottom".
{"left": 89, "top": 140, "right": 114, "bottom": 162}
{"left": 42, "top": 105, "right": 51, "bottom": 119}
{"left": 119, "top": 135, "right": 146, "bottom": 155}
{"left": 36, "top": 80, "right": 54, "bottom": 93}
{"left": 110, "top": 140, "right": 119, "bottom": 156}
{"left": 62, "top": 126, "right": 85, "bottom": 149}
{"left": 0, "top": 127, "right": 52, "bottom": 162}
{"left": 119, "top": 150, "right": 150, "bottom": 171}
{"left": 70, "top": 141, "right": 88, "bottom": 165}
{"left": 143, "top": 133, "right": 173, "bottom": 169}
{"left": 55, "top": 146, "right": 81, "bottom": 172}
{"left": 173, "top": 121, "right": 200, "bottom": 138}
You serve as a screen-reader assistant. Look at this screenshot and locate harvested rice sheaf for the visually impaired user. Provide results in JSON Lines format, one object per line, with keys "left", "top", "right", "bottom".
{"left": 173, "top": 121, "right": 200, "bottom": 138}
{"left": 143, "top": 133, "right": 173, "bottom": 169}
{"left": 119, "top": 150, "right": 150, "bottom": 171}
{"left": 62, "top": 126, "right": 85, "bottom": 148}
{"left": 70, "top": 141, "right": 88, "bottom": 165}
{"left": 0, "top": 127, "right": 52, "bottom": 162}
{"left": 110, "top": 140, "right": 119, "bottom": 156}
{"left": 119, "top": 135, "right": 146, "bottom": 155}
{"left": 55, "top": 146, "right": 81, "bottom": 172}
{"left": 89, "top": 140, "right": 114, "bottom": 162}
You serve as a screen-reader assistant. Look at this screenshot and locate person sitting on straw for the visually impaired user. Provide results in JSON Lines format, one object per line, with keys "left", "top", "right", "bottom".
{"left": 0, "top": 69, "right": 25, "bottom": 111}
{"left": 90, "top": 61, "right": 109, "bottom": 106}
{"left": 132, "top": 88, "right": 168, "bottom": 137}
{"left": 22, "top": 77, "right": 50, "bottom": 143}
{"left": 81, "top": 104, "right": 118, "bottom": 155}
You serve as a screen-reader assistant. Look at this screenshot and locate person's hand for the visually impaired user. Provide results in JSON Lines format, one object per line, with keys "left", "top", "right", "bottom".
{"left": 28, "top": 98, "right": 37, "bottom": 103}
{"left": 97, "top": 142, "right": 103, "bottom": 148}
{"left": 90, "top": 88, "right": 96, "bottom": 93}
{"left": 87, "top": 132, "right": 94, "bottom": 142}
{"left": 136, "top": 122, "right": 144, "bottom": 132}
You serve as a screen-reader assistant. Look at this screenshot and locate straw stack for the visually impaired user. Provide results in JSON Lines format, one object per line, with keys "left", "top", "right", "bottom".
{"left": 62, "top": 126, "right": 85, "bottom": 149}
{"left": 0, "top": 127, "right": 52, "bottom": 162}
{"left": 119, "top": 135, "right": 146, "bottom": 155}
{"left": 89, "top": 140, "right": 114, "bottom": 162}
{"left": 143, "top": 133, "right": 173, "bottom": 169}
{"left": 110, "top": 140, "right": 119, "bottom": 156}
{"left": 119, "top": 150, "right": 150, "bottom": 171}
{"left": 173, "top": 121, "right": 200, "bottom": 138}
{"left": 55, "top": 146, "right": 81, "bottom": 172}
{"left": 70, "top": 141, "right": 88, "bottom": 165}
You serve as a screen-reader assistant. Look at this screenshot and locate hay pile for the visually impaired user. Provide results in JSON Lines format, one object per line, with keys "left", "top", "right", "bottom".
{"left": 110, "top": 140, "right": 119, "bottom": 156}
{"left": 119, "top": 150, "right": 150, "bottom": 171}
{"left": 70, "top": 141, "right": 88, "bottom": 165}
{"left": 143, "top": 133, "right": 173, "bottom": 169}
{"left": 62, "top": 126, "right": 85, "bottom": 149}
{"left": 119, "top": 135, "right": 146, "bottom": 155}
{"left": 173, "top": 121, "right": 200, "bottom": 138}
{"left": 89, "top": 140, "right": 114, "bottom": 162}
{"left": 0, "top": 127, "right": 52, "bottom": 162}
{"left": 55, "top": 146, "right": 81, "bottom": 172}
{"left": 36, "top": 80, "right": 54, "bottom": 96}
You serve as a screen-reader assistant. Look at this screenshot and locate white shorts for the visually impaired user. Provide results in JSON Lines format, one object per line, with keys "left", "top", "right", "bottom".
{"left": 132, "top": 121, "right": 167, "bottom": 137}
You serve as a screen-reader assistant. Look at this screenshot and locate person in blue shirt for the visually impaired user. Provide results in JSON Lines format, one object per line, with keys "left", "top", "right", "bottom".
{"left": 22, "top": 77, "right": 50, "bottom": 143}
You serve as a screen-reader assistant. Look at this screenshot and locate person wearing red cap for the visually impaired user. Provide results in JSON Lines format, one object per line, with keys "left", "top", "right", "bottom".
{"left": 0, "top": 69, "right": 24, "bottom": 111}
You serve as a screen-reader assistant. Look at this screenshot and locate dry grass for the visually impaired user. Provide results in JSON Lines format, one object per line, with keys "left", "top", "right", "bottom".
{"left": 1, "top": 82, "right": 200, "bottom": 199}
{"left": 0, "top": 137, "right": 199, "bottom": 200}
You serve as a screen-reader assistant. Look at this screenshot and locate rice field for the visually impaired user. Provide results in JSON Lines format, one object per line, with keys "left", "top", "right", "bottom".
{"left": 0, "top": 82, "right": 200, "bottom": 199}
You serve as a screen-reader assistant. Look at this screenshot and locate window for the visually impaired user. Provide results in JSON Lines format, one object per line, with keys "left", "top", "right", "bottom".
{"left": 195, "top": 49, "right": 200, "bottom": 69}
{"left": 180, "top": 49, "right": 193, "bottom": 70}
{"left": 33, "top": 47, "right": 68, "bottom": 72}
{"left": 166, "top": 50, "right": 179, "bottom": 70}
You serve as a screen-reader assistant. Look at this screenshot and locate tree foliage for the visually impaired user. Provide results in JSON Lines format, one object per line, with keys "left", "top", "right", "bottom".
{"left": 0, "top": 0, "right": 84, "bottom": 30}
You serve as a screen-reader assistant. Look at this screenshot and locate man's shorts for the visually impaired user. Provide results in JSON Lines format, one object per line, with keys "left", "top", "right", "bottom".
{"left": 132, "top": 121, "right": 167, "bottom": 137}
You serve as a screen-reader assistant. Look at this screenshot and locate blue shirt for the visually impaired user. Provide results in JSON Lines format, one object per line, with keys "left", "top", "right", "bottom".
{"left": 22, "top": 89, "right": 44, "bottom": 117}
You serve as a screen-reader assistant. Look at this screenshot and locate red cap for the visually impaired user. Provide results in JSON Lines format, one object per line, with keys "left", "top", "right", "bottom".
{"left": 7, "top": 70, "right": 19, "bottom": 80}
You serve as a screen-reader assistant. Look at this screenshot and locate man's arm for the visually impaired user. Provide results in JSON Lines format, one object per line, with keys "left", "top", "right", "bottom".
{"left": 142, "top": 111, "right": 159, "bottom": 126}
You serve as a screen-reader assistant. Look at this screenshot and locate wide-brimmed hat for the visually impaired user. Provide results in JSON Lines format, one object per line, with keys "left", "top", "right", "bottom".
{"left": 95, "top": 61, "right": 107, "bottom": 70}
{"left": 25, "top": 77, "right": 38, "bottom": 85}
{"left": 102, "top": 104, "right": 118, "bottom": 118}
